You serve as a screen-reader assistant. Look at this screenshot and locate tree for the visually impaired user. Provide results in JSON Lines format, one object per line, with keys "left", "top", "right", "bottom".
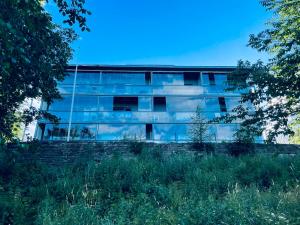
{"left": 289, "top": 118, "right": 300, "bottom": 144}
{"left": 0, "top": 0, "right": 90, "bottom": 141}
{"left": 218, "top": 0, "right": 300, "bottom": 143}
{"left": 189, "top": 106, "right": 211, "bottom": 144}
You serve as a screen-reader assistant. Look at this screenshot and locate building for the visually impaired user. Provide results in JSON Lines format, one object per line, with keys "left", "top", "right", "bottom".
{"left": 34, "top": 65, "right": 258, "bottom": 142}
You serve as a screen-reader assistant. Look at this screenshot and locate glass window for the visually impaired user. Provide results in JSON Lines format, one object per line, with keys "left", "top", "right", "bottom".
{"left": 57, "top": 85, "right": 74, "bottom": 95}
{"left": 139, "top": 97, "right": 152, "bottom": 111}
{"left": 146, "top": 124, "right": 153, "bottom": 140}
{"left": 202, "top": 74, "right": 210, "bottom": 85}
{"left": 204, "top": 98, "right": 220, "bottom": 112}
{"left": 73, "top": 95, "right": 98, "bottom": 111}
{"left": 153, "top": 86, "right": 204, "bottom": 95}
{"left": 225, "top": 97, "right": 241, "bottom": 111}
{"left": 43, "top": 123, "right": 68, "bottom": 141}
{"left": 113, "top": 97, "right": 138, "bottom": 111}
{"left": 76, "top": 72, "right": 100, "bottom": 84}
{"left": 215, "top": 74, "right": 227, "bottom": 85}
{"left": 48, "top": 95, "right": 72, "bottom": 111}
{"left": 167, "top": 97, "right": 205, "bottom": 112}
{"left": 184, "top": 72, "right": 200, "bottom": 86}
{"left": 145, "top": 72, "right": 151, "bottom": 85}
{"left": 218, "top": 97, "right": 227, "bottom": 112}
{"left": 75, "top": 85, "right": 102, "bottom": 95}
{"left": 153, "top": 124, "right": 189, "bottom": 141}
{"left": 152, "top": 73, "right": 184, "bottom": 85}
{"left": 102, "top": 85, "right": 152, "bottom": 95}
{"left": 49, "top": 111, "right": 70, "bottom": 122}
{"left": 208, "top": 73, "right": 215, "bottom": 85}
{"left": 153, "top": 97, "right": 166, "bottom": 112}
{"left": 202, "top": 73, "right": 228, "bottom": 86}
{"left": 99, "top": 96, "right": 113, "bottom": 111}
{"left": 70, "top": 124, "right": 97, "bottom": 140}
{"left": 102, "top": 72, "right": 145, "bottom": 85}
{"left": 97, "top": 124, "right": 145, "bottom": 140}
{"left": 72, "top": 112, "right": 98, "bottom": 123}
{"left": 57, "top": 72, "right": 75, "bottom": 85}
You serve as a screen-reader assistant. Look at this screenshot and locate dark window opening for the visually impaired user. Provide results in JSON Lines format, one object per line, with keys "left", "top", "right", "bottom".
{"left": 145, "top": 72, "right": 151, "bottom": 85}
{"left": 184, "top": 72, "right": 200, "bottom": 85}
{"left": 153, "top": 97, "right": 166, "bottom": 112}
{"left": 39, "top": 123, "right": 46, "bottom": 140}
{"left": 113, "top": 97, "right": 138, "bottom": 111}
{"left": 218, "top": 97, "right": 227, "bottom": 112}
{"left": 146, "top": 124, "right": 153, "bottom": 140}
{"left": 208, "top": 73, "right": 215, "bottom": 85}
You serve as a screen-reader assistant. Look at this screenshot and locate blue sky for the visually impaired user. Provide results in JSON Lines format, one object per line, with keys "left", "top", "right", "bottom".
{"left": 46, "top": 0, "right": 271, "bottom": 66}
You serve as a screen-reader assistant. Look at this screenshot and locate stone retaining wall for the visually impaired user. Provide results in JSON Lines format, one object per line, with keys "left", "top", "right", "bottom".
{"left": 7, "top": 141, "right": 300, "bottom": 166}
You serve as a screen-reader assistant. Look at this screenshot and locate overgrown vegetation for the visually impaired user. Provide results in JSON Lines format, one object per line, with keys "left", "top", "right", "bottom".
{"left": 0, "top": 144, "right": 300, "bottom": 224}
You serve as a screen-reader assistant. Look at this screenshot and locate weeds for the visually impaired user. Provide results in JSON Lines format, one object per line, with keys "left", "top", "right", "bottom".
{"left": 0, "top": 145, "right": 299, "bottom": 224}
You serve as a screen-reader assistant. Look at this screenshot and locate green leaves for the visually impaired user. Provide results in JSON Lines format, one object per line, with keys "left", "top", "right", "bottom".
{"left": 219, "top": 0, "right": 300, "bottom": 143}
{"left": 0, "top": 0, "right": 88, "bottom": 141}
{"left": 53, "top": 0, "right": 91, "bottom": 31}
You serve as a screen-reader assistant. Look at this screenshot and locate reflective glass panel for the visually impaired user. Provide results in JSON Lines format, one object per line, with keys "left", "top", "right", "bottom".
{"left": 99, "top": 96, "right": 113, "bottom": 111}
{"left": 72, "top": 112, "right": 98, "bottom": 122}
{"left": 215, "top": 124, "right": 239, "bottom": 142}
{"left": 139, "top": 97, "right": 152, "bottom": 111}
{"left": 70, "top": 124, "right": 97, "bottom": 140}
{"left": 215, "top": 74, "right": 228, "bottom": 85}
{"left": 97, "top": 124, "right": 145, "bottom": 140}
{"left": 202, "top": 74, "right": 210, "bottom": 85}
{"left": 48, "top": 95, "right": 72, "bottom": 111}
{"left": 102, "top": 72, "right": 145, "bottom": 85}
{"left": 43, "top": 123, "right": 68, "bottom": 141}
{"left": 47, "top": 111, "right": 70, "bottom": 122}
{"left": 167, "top": 97, "right": 205, "bottom": 112}
{"left": 225, "top": 97, "right": 241, "bottom": 111}
{"left": 153, "top": 124, "right": 189, "bottom": 141}
{"left": 57, "top": 72, "right": 75, "bottom": 85}
{"left": 73, "top": 95, "right": 98, "bottom": 111}
{"left": 57, "top": 85, "right": 74, "bottom": 94}
{"left": 76, "top": 72, "right": 100, "bottom": 84}
{"left": 75, "top": 85, "right": 102, "bottom": 95}
{"left": 202, "top": 73, "right": 227, "bottom": 86}
{"left": 153, "top": 86, "right": 203, "bottom": 95}
{"left": 204, "top": 98, "right": 220, "bottom": 112}
{"left": 152, "top": 73, "right": 184, "bottom": 85}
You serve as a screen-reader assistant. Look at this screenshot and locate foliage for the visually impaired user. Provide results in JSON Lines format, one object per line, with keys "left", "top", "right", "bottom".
{"left": 189, "top": 106, "right": 211, "bottom": 143}
{"left": 217, "top": 0, "right": 300, "bottom": 143}
{"left": 227, "top": 126, "right": 256, "bottom": 156}
{"left": 1, "top": 144, "right": 300, "bottom": 224}
{"left": 189, "top": 106, "right": 215, "bottom": 153}
{"left": 289, "top": 118, "right": 300, "bottom": 144}
{"left": 0, "top": 0, "right": 90, "bottom": 141}
{"left": 129, "top": 141, "right": 145, "bottom": 155}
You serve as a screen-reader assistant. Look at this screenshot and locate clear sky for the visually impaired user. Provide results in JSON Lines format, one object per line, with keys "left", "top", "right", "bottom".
{"left": 46, "top": 0, "right": 271, "bottom": 66}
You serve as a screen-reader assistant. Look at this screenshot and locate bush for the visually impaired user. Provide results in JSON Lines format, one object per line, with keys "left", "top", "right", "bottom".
{"left": 227, "top": 142, "right": 255, "bottom": 156}
{"left": 128, "top": 141, "right": 144, "bottom": 155}
{"left": 192, "top": 142, "right": 215, "bottom": 154}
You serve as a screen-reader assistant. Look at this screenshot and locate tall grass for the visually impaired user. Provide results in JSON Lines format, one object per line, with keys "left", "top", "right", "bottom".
{"left": 1, "top": 146, "right": 300, "bottom": 224}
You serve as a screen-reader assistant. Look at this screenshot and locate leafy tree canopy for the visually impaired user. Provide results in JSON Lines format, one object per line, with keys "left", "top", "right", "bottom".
{"left": 219, "top": 0, "right": 300, "bottom": 143}
{"left": 0, "top": 0, "right": 90, "bottom": 141}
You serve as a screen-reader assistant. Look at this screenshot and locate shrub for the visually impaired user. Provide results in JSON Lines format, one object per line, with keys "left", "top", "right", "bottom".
{"left": 128, "top": 141, "right": 144, "bottom": 155}
{"left": 227, "top": 142, "right": 255, "bottom": 156}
